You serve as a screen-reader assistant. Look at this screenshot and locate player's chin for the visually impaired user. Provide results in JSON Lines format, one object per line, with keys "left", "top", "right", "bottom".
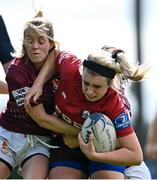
{"left": 85, "top": 96, "right": 100, "bottom": 102}
{"left": 85, "top": 95, "right": 97, "bottom": 102}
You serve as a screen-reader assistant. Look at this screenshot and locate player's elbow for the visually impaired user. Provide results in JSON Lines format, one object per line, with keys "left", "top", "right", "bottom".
{"left": 135, "top": 153, "right": 143, "bottom": 165}
{"left": 136, "top": 147, "right": 144, "bottom": 164}
{"left": 130, "top": 152, "right": 143, "bottom": 166}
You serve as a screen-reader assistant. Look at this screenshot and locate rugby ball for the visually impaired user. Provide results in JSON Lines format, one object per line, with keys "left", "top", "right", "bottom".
{"left": 81, "top": 113, "right": 117, "bottom": 152}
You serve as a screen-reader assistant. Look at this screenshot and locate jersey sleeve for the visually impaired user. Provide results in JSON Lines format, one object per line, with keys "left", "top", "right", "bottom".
{"left": 6, "top": 62, "right": 32, "bottom": 107}
{"left": 0, "top": 15, "right": 15, "bottom": 63}
{"left": 6, "top": 61, "right": 55, "bottom": 115}
{"left": 112, "top": 112, "right": 134, "bottom": 137}
{"left": 105, "top": 88, "right": 134, "bottom": 137}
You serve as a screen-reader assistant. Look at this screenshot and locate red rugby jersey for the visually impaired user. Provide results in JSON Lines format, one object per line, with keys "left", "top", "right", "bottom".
{"left": 0, "top": 58, "right": 56, "bottom": 135}
{"left": 55, "top": 52, "right": 134, "bottom": 137}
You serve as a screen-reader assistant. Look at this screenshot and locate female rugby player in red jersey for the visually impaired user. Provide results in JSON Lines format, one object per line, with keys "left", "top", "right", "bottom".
{"left": 25, "top": 45, "right": 149, "bottom": 179}
{"left": 0, "top": 11, "right": 79, "bottom": 179}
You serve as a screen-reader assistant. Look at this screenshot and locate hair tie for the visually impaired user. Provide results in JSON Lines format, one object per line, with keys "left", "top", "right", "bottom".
{"left": 112, "top": 49, "right": 124, "bottom": 62}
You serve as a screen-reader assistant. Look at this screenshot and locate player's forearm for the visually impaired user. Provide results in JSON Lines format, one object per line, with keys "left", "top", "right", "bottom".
{"left": 28, "top": 104, "right": 79, "bottom": 135}
{"left": 81, "top": 132, "right": 143, "bottom": 166}
{"left": 33, "top": 50, "right": 57, "bottom": 88}
{"left": 92, "top": 146, "right": 143, "bottom": 166}
{"left": 0, "top": 81, "right": 8, "bottom": 94}
{"left": 41, "top": 113, "right": 80, "bottom": 135}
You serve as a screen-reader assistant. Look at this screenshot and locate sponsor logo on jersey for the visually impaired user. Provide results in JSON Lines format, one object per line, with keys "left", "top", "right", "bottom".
{"left": 114, "top": 112, "right": 130, "bottom": 130}
{"left": 12, "top": 87, "right": 30, "bottom": 106}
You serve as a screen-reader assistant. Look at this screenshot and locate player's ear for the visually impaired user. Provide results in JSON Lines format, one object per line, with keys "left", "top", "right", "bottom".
{"left": 107, "top": 78, "right": 113, "bottom": 86}
{"left": 49, "top": 41, "right": 55, "bottom": 51}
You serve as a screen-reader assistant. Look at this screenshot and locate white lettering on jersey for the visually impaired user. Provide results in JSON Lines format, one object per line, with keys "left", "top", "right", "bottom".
{"left": 55, "top": 105, "right": 82, "bottom": 129}
{"left": 58, "top": 52, "right": 72, "bottom": 64}
{"left": 12, "top": 87, "right": 30, "bottom": 106}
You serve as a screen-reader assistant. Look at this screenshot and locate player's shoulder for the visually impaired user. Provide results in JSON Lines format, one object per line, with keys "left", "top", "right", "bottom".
{"left": 10, "top": 58, "right": 21, "bottom": 65}
{"left": 7, "top": 58, "right": 35, "bottom": 81}
{"left": 93, "top": 88, "right": 129, "bottom": 119}
{"left": 9, "top": 58, "right": 27, "bottom": 72}
{"left": 57, "top": 51, "right": 81, "bottom": 64}
{"left": 57, "top": 51, "right": 82, "bottom": 78}
{"left": 10, "top": 58, "right": 33, "bottom": 70}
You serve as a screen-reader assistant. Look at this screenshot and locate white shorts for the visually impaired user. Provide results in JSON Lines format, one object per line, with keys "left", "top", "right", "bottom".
{"left": 0, "top": 126, "right": 51, "bottom": 169}
{"left": 125, "top": 161, "right": 152, "bottom": 179}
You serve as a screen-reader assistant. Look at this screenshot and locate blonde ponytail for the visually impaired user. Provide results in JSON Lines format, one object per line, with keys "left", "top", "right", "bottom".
{"left": 116, "top": 52, "right": 150, "bottom": 81}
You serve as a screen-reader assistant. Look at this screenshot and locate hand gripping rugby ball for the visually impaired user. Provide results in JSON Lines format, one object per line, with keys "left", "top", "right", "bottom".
{"left": 81, "top": 113, "right": 117, "bottom": 152}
